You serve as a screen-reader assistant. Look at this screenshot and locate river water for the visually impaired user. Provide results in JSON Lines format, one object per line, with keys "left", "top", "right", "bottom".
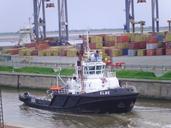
{"left": 2, "top": 89, "right": 171, "bottom": 128}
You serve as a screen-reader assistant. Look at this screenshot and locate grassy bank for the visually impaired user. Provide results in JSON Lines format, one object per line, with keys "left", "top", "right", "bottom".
{"left": 116, "top": 70, "right": 156, "bottom": 79}
{"left": 116, "top": 70, "right": 171, "bottom": 80}
{"left": 0, "top": 66, "right": 171, "bottom": 80}
{"left": 0, "top": 66, "right": 75, "bottom": 76}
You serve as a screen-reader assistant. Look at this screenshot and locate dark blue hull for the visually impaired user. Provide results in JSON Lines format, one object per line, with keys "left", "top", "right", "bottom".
{"left": 19, "top": 88, "right": 138, "bottom": 114}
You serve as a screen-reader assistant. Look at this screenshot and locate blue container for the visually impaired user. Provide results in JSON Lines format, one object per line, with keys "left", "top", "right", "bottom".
{"left": 122, "top": 48, "right": 128, "bottom": 55}
{"left": 48, "top": 42, "right": 58, "bottom": 46}
{"left": 156, "top": 34, "right": 164, "bottom": 42}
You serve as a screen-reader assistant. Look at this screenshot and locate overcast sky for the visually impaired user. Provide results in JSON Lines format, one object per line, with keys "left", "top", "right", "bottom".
{"left": 0, "top": 0, "right": 171, "bottom": 32}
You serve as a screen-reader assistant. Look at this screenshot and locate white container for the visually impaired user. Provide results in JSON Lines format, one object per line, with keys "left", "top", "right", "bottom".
{"left": 128, "top": 49, "right": 137, "bottom": 56}
{"left": 146, "top": 43, "right": 158, "bottom": 50}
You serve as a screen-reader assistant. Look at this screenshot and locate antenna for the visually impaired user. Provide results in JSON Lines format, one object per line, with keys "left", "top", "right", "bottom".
{"left": 86, "top": 31, "right": 90, "bottom": 54}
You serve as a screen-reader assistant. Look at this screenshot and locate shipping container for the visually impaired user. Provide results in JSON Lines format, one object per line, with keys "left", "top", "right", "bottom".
{"left": 36, "top": 42, "right": 49, "bottom": 50}
{"left": 25, "top": 43, "right": 36, "bottom": 48}
{"left": 103, "top": 35, "right": 117, "bottom": 43}
{"left": 146, "top": 49, "right": 155, "bottom": 56}
{"left": 137, "top": 49, "right": 146, "bottom": 56}
{"left": 165, "top": 42, "right": 171, "bottom": 49}
{"left": 19, "top": 48, "right": 34, "bottom": 56}
{"left": 146, "top": 43, "right": 158, "bottom": 50}
{"left": 48, "top": 42, "right": 58, "bottom": 46}
{"left": 165, "top": 33, "right": 171, "bottom": 42}
{"left": 117, "top": 35, "right": 129, "bottom": 42}
{"left": 31, "top": 50, "right": 38, "bottom": 56}
{"left": 89, "top": 36, "right": 103, "bottom": 44}
{"left": 147, "top": 34, "right": 160, "bottom": 43}
{"left": 155, "top": 48, "right": 165, "bottom": 56}
{"left": 122, "top": 48, "right": 129, "bottom": 56}
{"left": 89, "top": 43, "right": 97, "bottom": 49}
{"left": 66, "top": 48, "right": 77, "bottom": 57}
{"left": 103, "top": 41, "right": 115, "bottom": 47}
{"left": 115, "top": 42, "right": 128, "bottom": 49}
{"left": 165, "top": 48, "right": 171, "bottom": 55}
{"left": 130, "top": 34, "right": 147, "bottom": 42}
{"left": 89, "top": 42, "right": 103, "bottom": 49}
{"left": 7, "top": 48, "right": 19, "bottom": 55}
{"left": 38, "top": 50, "right": 47, "bottom": 56}
{"left": 128, "top": 49, "right": 137, "bottom": 56}
{"left": 105, "top": 48, "right": 122, "bottom": 57}
{"left": 128, "top": 42, "right": 146, "bottom": 49}
{"left": 59, "top": 48, "right": 67, "bottom": 56}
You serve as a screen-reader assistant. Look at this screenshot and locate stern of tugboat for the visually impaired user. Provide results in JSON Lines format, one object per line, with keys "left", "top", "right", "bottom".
{"left": 19, "top": 92, "right": 31, "bottom": 103}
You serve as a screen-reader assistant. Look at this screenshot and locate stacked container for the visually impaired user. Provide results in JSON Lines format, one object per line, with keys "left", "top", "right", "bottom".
{"left": 105, "top": 47, "right": 122, "bottom": 57}
{"left": 164, "top": 42, "right": 171, "bottom": 55}
{"left": 66, "top": 48, "right": 78, "bottom": 57}
{"left": 19, "top": 48, "right": 36, "bottom": 56}
{"left": 137, "top": 49, "right": 146, "bottom": 56}
{"left": 103, "top": 35, "right": 116, "bottom": 47}
{"left": 89, "top": 36, "right": 103, "bottom": 49}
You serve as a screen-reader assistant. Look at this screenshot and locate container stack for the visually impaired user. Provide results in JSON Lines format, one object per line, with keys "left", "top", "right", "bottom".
{"left": 146, "top": 34, "right": 158, "bottom": 56}
{"left": 89, "top": 36, "right": 103, "bottom": 49}
{"left": 128, "top": 34, "right": 147, "bottom": 56}
{"left": 66, "top": 48, "right": 78, "bottom": 57}
{"left": 105, "top": 47, "right": 122, "bottom": 57}
{"left": 103, "top": 35, "right": 116, "bottom": 47}
{"left": 165, "top": 33, "right": 171, "bottom": 55}
{"left": 19, "top": 48, "right": 36, "bottom": 56}
{"left": 3, "top": 48, "right": 20, "bottom": 55}
{"left": 2, "top": 32, "right": 171, "bottom": 59}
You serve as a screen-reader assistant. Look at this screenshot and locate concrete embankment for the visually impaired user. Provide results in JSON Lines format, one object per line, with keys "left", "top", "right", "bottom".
{"left": 0, "top": 72, "right": 171, "bottom": 100}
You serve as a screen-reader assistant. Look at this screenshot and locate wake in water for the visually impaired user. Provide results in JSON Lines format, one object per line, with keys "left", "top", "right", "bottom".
{"left": 134, "top": 105, "right": 171, "bottom": 112}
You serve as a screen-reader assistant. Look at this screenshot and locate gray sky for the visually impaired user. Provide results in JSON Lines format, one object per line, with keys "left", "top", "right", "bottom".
{"left": 0, "top": 0, "right": 171, "bottom": 32}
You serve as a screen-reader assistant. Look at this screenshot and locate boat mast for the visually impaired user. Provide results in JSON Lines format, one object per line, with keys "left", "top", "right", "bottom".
{"left": 79, "top": 31, "right": 90, "bottom": 93}
{"left": 79, "top": 43, "right": 84, "bottom": 93}
{"left": 86, "top": 31, "right": 90, "bottom": 54}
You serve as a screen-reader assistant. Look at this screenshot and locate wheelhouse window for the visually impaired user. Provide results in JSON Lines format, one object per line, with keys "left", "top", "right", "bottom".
{"left": 83, "top": 65, "right": 105, "bottom": 75}
{"left": 89, "top": 66, "right": 95, "bottom": 74}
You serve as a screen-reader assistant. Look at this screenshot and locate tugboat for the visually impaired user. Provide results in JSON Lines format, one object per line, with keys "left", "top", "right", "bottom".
{"left": 19, "top": 38, "right": 138, "bottom": 114}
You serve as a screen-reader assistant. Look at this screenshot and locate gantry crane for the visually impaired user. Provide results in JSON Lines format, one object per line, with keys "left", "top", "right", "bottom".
{"left": 125, "top": 0, "right": 159, "bottom": 33}
{"left": 58, "top": 0, "right": 69, "bottom": 44}
{"left": 33, "top": 0, "right": 48, "bottom": 40}
{"left": 168, "top": 20, "right": 171, "bottom": 32}
{"left": 33, "top": 0, "right": 69, "bottom": 44}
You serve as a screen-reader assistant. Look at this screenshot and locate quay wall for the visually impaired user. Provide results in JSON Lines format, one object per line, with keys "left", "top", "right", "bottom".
{"left": 0, "top": 73, "right": 171, "bottom": 100}
{"left": 0, "top": 73, "right": 68, "bottom": 89}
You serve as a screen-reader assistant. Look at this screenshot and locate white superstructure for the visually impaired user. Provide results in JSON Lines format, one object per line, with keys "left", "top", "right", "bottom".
{"left": 67, "top": 51, "right": 120, "bottom": 94}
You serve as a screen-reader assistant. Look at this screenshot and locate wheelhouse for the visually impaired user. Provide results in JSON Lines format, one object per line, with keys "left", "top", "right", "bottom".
{"left": 83, "top": 62, "right": 106, "bottom": 78}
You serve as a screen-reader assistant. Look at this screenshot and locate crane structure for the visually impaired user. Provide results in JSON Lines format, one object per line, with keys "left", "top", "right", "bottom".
{"left": 33, "top": 0, "right": 55, "bottom": 40}
{"left": 58, "top": 0, "right": 69, "bottom": 44}
{"left": 33, "top": 0, "right": 47, "bottom": 40}
{"left": 32, "top": 0, "right": 162, "bottom": 43}
{"left": 125, "top": 0, "right": 159, "bottom": 33}
{"left": 168, "top": 20, "right": 171, "bottom": 32}
{"left": 33, "top": 0, "right": 69, "bottom": 44}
